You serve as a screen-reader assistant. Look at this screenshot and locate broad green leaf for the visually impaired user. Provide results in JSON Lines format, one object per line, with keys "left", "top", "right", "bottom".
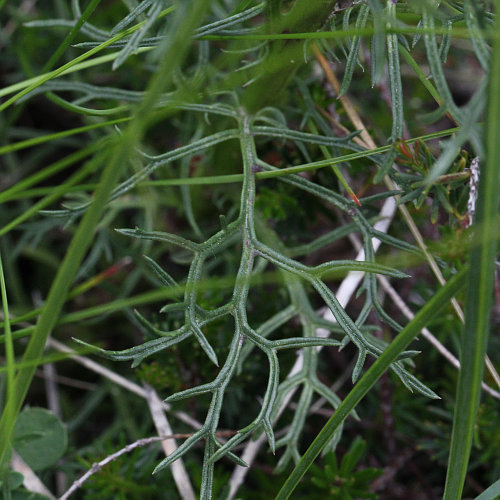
{"left": 12, "top": 408, "right": 67, "bottom": 471}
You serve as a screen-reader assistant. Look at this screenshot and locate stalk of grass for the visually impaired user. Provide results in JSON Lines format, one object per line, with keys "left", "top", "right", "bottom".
{"left": 0, "top": 25, "right": 488, "bottom": 102}
{"left": 474, "top": 477, "right": 500, "bottom": 500}
{"left": 0, "top": 125, "right": 458, "bottom": 228}
{"left": 0, "top": 145, "right": 103, "bottom": 237}
{"left": 0, "top": 142, "right": 101, "bottom": 202}
{"left": 0, "top": 47, "right": 154, "bottom": 100}
{"left": 274, "top": 267, "right": 467, "bottom": 500}
{"left": 442, "top": 1, "right": 500, "bottom": 498}
{"left": 398, "top": 43, "right": 442, "bottom": 104}
{"left": 0, "top": 145, "right": 113, "bottom": 467}
{"left": 0, "top": 0, "right": 102, "bottom": 140}
{"left": 200, "top": 25, "right": 481, "bottom": 41}
{"left": 0, "top": 117, "right": 129, "bottom": 156}
{"left": 0, "top": 253, "right": 15, "bottom": 446}
{"left": 41, "top": 0, "right": 102, "bottom": 72}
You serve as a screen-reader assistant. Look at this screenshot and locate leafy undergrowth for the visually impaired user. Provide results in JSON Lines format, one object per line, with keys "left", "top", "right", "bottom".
{"left": 1, "top": 1, "right": 499, "bottom": 500}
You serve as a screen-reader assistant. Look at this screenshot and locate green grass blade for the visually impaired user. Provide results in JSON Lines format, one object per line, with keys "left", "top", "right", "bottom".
{"left": 274, "top": 267, "right": 467, "bottom": 500}
{"left": 199, "top": 25, "right": 478, "bottom": 41}
{"left": 0, "top": 144, "right": 114, "bottom": 466}
{"left": 474, "top": 478, "right": 500, "bottom": 500}
{"left": 0, "top": 148, "right": 101, "bottom": 237}
{"left": 0, "top": 251, "right": 15, "bottom": 464}
{"left": 442, "top": 1, "right": 500, "bottom": 498}
{"left": 398, "top": 43, "right": 441, "bottom": 104}
{"left": 42, "top": 0, "right": 102, "bottom": 72}
{"left": 0, "top": 48, "right": 154, "bottom": 100}
{"left": 0, "top": 142, "right": 101, "bottom": 203}
{"left": 0, "top": 117, "right": 130, "bottom": 156}
{"left": 1, "top": 127, "right": 457, "bottom": 202}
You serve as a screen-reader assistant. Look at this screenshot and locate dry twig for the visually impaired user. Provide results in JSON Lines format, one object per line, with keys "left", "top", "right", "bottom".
{"left": 58, "top": 430, "right": 238, "bottom": 500}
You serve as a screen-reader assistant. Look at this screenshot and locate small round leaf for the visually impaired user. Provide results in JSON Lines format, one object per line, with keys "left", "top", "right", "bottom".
{"left": 13, "top": 408, "right": 67, "bottom": 471}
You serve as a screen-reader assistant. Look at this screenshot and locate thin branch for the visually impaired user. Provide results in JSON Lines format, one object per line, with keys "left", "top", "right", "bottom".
{"left": 58, "top": 430, "right": 238, "bottom": 500}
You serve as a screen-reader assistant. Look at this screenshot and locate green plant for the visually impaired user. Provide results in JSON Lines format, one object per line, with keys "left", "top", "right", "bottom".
{"left": 0, "top": 1, "right": 499, "bottom": 500}
{"left": 307, "top": 438, "right": 383, "bottom": 499}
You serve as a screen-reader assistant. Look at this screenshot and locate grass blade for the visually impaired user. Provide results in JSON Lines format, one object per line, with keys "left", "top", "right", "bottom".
{"left": 442, "top": 1, "right": 500, "bottom": 498}
{"left": 0, "top": 252, "right": 15, "bottom": 464}
{"left": 474, "top": 478, "right": 500, "bottom": 500}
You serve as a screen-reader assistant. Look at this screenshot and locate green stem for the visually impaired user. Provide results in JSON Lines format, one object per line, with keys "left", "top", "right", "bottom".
{"left": 0, "top": 6, "right": 176, "bottom": 110}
